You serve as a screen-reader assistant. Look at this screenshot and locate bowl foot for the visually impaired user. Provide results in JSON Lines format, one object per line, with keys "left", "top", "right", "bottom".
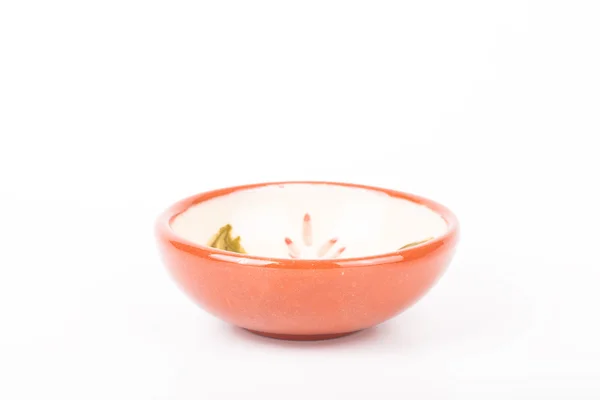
{"left": 245, "top": 329, "right": 358, "bottom": 341}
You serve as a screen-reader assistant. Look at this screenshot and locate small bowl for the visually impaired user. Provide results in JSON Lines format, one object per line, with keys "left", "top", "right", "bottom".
{"left": 155, "top": 181, "right": 459, "bottom": 341}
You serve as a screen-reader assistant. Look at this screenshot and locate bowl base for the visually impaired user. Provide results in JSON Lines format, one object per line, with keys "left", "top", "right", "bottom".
{"left": 245, "top": 329, "right": 358, "bottom": 341}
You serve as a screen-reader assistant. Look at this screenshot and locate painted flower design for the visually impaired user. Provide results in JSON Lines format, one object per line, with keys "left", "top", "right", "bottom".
{"left": 207, "top": 216, "right": 434, "bottom": 258}
{"left": 284, "top": 213, "right": 346, "bottom": 259}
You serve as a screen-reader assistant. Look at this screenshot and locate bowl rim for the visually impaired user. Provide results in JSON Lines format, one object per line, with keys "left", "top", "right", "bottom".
{"left": 156, "top": 181, "right": 459, "bottom": 269}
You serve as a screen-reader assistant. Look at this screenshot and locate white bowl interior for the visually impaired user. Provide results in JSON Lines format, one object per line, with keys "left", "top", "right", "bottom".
{"left": 171, "top": 183, "right": 448, "bottom": 259}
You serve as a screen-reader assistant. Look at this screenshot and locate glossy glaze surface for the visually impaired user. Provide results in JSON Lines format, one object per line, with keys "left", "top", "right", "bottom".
{"left": 171, "top": 183, "right": 448, "bottom": 259}
{"left": 155, "top": 181, "right": 459, "bottom": 340}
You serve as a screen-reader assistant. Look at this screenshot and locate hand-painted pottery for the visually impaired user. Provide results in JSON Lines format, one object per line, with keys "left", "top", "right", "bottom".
{"left": 156, "top": 181, "right": 459, "bottom": 341}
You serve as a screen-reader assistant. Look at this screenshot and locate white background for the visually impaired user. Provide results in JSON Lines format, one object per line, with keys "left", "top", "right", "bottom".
{"left": 1, "top": 1, "right": 599, "bottom": 398}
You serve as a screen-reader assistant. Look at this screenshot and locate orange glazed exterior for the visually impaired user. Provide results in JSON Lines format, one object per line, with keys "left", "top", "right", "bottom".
{"left": 155, "top": 181, "right": 459, "bottom": 340}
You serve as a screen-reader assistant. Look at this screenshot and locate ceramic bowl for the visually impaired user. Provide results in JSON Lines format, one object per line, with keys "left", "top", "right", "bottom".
{"left": 155, "top": 181, "right": 459, "bottom": 340}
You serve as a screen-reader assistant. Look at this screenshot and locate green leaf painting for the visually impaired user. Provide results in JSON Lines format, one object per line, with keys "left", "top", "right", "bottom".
{"left": 208, "top": 224, "right": 246, "bottom": 254}
{"left": 399, "top": 237, "right": 433, "bottom": 250}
